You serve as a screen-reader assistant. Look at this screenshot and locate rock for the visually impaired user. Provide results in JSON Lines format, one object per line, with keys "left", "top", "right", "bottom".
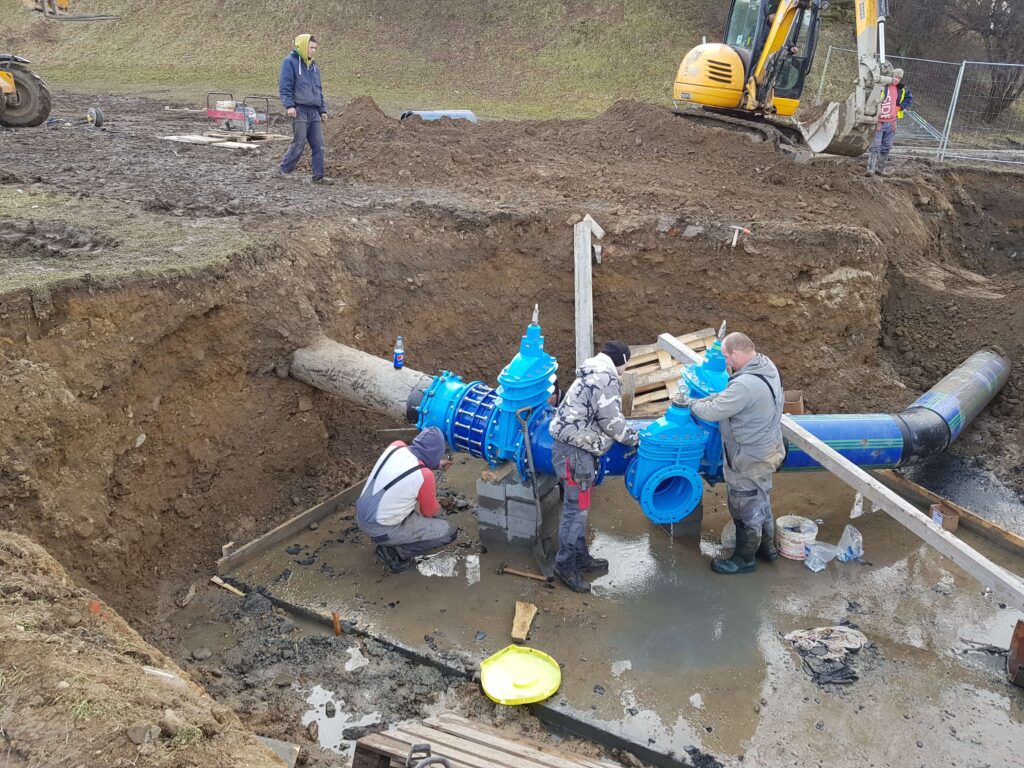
{"left": 176, "top": 583, "right": 196, "bottom": 608}
{"left": 308, "top": 522, "right": 319, "bottom": 531}
{"left": 192, "top": 647, "right": 213, "bottom": 661}
{"left": 324, "top": 700, "right": 336, "bottom": 718}
{"left": 127, "top": 722, "right": 161, "bottom": 745}
{"left": 341, "top": 725, "right": 376, "bottom": 741}
{"left": 158, "top": 709, "right": 185, "bottom": 738}
{"left": 593, "top": 684, "right": 606, "bottom": 695}
{"left": 682, "top": 224, "right": 704, "bottom": 239}
{"left": 298, "top": 396, "right": 314, "bottom": 412}
{"left": 274, "top": 362, "right": 290, "bottom": 379}
{"left": 618, "top": 751, "right": 644, "bottom": 768}
{"left": 273, "top": 673, "right": 296, "bottom": 687}
{"left": 56, "top": 680, "right": 70, "bottom": 690}
{"left": 307, "top": 721, "right": 319, "bottom": 741}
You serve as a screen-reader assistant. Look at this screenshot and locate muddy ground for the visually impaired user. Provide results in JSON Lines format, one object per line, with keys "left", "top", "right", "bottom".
{"left": 1, "top": 91, "right": 1023, "bottom": 766}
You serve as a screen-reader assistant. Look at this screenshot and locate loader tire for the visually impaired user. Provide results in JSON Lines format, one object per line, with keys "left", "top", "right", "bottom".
{"left": 0, "top": 64, "right": 52, "bottom": 128}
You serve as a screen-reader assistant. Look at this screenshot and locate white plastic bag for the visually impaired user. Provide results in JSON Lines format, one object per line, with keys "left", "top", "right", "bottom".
{"left": 836, "top": 524, "right": 864, "bottom": 562}
{"left": 850, "top": 492, "right": 864, "bottom": 519}
{"left": 721, "top": 519, "right": 736, "bottom": 548}
{"left": 804, "top": 541, "right": 841, "bottom": 572}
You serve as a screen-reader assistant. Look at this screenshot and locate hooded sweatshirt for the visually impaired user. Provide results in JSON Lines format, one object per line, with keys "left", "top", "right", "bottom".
{"left": 279, "top": 34, "right": 326, "bottom": 113}
{"left": 549, "top": 352, "right": 639, "bottom": 456}
{"left": 688, "top": 353, "right": 785, "bottom": 477}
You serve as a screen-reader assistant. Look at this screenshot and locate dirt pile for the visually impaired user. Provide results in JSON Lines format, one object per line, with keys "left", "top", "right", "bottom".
{"left": 0, "top": 531, "right": 284, "bottom": 768}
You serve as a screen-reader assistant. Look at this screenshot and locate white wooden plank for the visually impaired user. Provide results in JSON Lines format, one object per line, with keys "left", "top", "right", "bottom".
{"left": 582, "top": 213, "right": 605, "bottom": 240}
{"left": 574, "top": 220, "right": 594, "bottom": 370}
{"left": 656, "top": 333, "right": 1024, "bottom": 612}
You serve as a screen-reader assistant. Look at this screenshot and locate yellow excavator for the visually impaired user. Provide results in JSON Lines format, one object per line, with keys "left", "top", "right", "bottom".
{"left": 673, "top": 0, "right": 895, "bottom": 156}
{"left": 0, "top": 55, "right": 51, "bottom": 127}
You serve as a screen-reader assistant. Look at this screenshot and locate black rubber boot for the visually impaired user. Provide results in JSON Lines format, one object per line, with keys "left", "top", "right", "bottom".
{"left": 711, "top": 523, "right": 760, "bottom": 574}
{"left": 757, "top": 518, "right": 780, "bottom": 562}
{"left": 577, "top": 555, "right": 609, "bottom": 573}
{"left": 877, "top": 155, "right": 889, "bottom": 176}
{"left": 375, "top": 545, "right": 414, "bottom": 573}
{"left": 555, "top": 567, "right": 592, "bottom": 593}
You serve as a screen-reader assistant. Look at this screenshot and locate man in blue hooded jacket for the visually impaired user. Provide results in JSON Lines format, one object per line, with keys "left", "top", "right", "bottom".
{"left": 279, "top": 34, "right": 329, "bottom": 183}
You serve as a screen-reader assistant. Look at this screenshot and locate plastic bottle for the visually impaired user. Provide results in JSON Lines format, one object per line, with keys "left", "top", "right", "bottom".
{"left": 393, "top": 336, "right": 405, "bottom": 370}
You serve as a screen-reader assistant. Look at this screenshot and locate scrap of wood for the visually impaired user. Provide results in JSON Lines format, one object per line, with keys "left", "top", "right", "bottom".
{"left": 511, "top": 600, "right": 538, "bottom": 643}
{"left": 211, "top": 140, "right": 260, "bottom": 149}
{"left": 217, "top": 480, "right": 365, "bottom": 575}
{"left": 628, "top": 328, "right": 716, "bottom": 359}
{"left": 481, "top": 461, "right": 516, "bottom": 484}
{"left": 877, "top": 469, "right": 1024, "bottom": 559}
{"left": 162, "top": 135, "right": 222, "bottom": 145}
{"left": 210, "top": 575, "right": 245, "bottom": 597}
{"left": 657, "top": 332, "right": 1024, "bottom": 613}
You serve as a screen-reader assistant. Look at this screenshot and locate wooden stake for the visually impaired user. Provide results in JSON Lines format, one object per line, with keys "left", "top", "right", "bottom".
{"left": 573, "top": 215, "right": 604, "bottom": 370}
{"left": 511, "top": 601, "right": 538, "bottom": 643}
{"left": 332, "top": 611, "right": 342, "bottom": 636}
{"left": 210, "top": 575, "right": 245, "bottom": 597}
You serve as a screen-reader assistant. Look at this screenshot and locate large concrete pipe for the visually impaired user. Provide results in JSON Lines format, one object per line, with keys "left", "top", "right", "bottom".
{"left": 290, "top": 337, "right": 432, "bottom": 423}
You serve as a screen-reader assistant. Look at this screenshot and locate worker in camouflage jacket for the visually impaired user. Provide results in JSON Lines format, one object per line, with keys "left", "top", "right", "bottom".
{"left": 548, "top": 341, "right": 639, "bottom": 592}
{"left": 673, "top": 332, "right": 786, "bottom": 575}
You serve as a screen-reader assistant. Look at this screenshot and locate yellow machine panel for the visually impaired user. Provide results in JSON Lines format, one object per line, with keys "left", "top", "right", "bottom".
{"left": 0, "top": 71, "right": 15, "bottom": 94}
{"left": 673, "top": 43, "right": 746, "bottom": 110}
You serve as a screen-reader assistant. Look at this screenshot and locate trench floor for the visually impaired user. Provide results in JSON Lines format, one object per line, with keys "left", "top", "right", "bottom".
{"left": 230, "top": 459, "right": 1024, "bottom": 766}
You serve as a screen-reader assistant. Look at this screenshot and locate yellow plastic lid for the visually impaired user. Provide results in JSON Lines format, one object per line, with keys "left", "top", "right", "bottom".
{"left": 480, "top": 645, "right": 561, "bottom": 705}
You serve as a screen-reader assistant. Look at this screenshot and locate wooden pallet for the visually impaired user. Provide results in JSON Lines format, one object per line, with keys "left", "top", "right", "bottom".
{"left": 353, "top": 713, "right": 619, "bottom": 768}
{"left": 622, "top": 328, "right": 716, "bottom": 418}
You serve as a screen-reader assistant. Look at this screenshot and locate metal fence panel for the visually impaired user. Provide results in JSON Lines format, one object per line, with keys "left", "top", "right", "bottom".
{"left": 806, "top": 47, "right": 1024, "bottom": 165}
{"left": 941, "top": 62, "right": 1024, "bottom": 165}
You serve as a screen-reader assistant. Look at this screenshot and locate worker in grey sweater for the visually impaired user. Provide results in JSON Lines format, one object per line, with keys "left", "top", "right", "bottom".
{"left": 673, "top": 332, "right": 785, "bottom": 574}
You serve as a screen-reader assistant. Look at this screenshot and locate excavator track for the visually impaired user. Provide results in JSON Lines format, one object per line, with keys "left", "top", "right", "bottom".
{"left": 671, "top": 105, "right": 812, "bottom": 159}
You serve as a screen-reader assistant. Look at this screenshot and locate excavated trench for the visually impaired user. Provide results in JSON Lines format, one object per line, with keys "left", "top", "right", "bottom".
{"left": 2, "top": 96, "right": 1023, "bottom": 766}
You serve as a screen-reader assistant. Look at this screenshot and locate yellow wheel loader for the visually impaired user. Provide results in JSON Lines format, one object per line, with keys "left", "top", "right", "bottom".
{"left": 673, "top": 0, "right": 895, "bottom": 156}
{"left": 0, "top": 55, "right": 52, "bottom": 128}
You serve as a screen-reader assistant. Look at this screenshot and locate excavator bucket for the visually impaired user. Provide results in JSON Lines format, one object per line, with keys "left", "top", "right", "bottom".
{"left": 797, "top": 92, "right": 876, "bottom": 157}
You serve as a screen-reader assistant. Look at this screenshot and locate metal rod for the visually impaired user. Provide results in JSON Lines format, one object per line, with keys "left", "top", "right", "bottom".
{"left": 816, "top": 45, "right": 833, "bottom": 104}
{"left": 939, "top": 61, "right": 967, "bottom": 162}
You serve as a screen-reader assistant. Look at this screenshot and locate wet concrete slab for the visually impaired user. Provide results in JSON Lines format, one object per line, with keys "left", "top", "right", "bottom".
{"left": 231, "top": 457, "right": 1024, "bottom": 766}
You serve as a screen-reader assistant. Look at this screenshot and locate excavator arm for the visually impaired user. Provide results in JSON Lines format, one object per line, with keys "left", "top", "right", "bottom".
{"left": 798, "top": 0, "right": 894, "bottom": 154}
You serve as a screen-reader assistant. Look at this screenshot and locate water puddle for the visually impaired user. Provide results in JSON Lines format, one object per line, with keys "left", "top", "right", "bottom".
{"left": 344, "top": 647, "right": 369, "bottom": 672}
{"left": 300, "top": 685, "right": 380, "bottom": 754}
{"left": 415, "top": 552, "right": 481, "bottom": 584}
{"left": 588, "top": 531, "right": 660, "bottom": 599}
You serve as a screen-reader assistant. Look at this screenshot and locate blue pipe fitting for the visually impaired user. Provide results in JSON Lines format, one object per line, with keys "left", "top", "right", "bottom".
{"left": 625, "top": 405, "right": 708, "bottom": 524}
{"left": 492, "top": 320, "right": 558, "bottom": 466}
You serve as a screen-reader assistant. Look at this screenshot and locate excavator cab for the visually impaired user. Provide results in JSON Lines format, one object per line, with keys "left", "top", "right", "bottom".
{"left": 674, "top": 0, "right": 823, "bottom": 118}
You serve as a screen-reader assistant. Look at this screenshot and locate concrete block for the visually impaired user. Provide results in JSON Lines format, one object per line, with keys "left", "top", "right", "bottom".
{"left": 475, "top": 492, "right": 505, "bottom": 512}
{"left": 476, "top": 478, "right": 509, "bottom": 504}
{"left": 507, "top": 514, "right": 539, "bottom": 539}
{"left": 475, "top": 507, "right": 508, "bottom": 529}
{"left": 507, "top": 499, "right": 541, "bottom": 525}
{"left": 506, "top": 475, "right": 558, "bottom": 503}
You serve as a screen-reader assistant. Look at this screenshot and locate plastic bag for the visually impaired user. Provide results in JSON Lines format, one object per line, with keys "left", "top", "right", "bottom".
{"left": 804, "top": 541, "right": 840, "bottom": 572}
{"left": 721, "top": 519, "right": 736, "bottom": 548}
{"left": 836, "top": 524, "right": 864, "bottom": 562}
{"left": 850, "top": 492, "right": 864, "bottom": 519}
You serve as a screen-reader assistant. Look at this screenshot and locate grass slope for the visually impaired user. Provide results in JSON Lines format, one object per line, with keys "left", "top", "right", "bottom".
{"left": 1, "top": 0, "right": 726, "bottom": 117}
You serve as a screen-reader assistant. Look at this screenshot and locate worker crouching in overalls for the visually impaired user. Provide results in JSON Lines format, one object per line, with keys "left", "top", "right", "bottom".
{"left": 548, "top": 341, "right": 640, "bottom": 593}
{"left": 356, "top": 427, "right": 457, "bottom": 573}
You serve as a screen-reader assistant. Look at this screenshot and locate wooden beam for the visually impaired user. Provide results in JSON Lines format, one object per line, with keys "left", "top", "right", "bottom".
{"left": 216, "top": 480, "right": 365, "bottom": 575}
{"left": 573, "top": 215, "right": 603, "bottom": 370}
{"left": 657, "top": 333, "right": 1024, "bottom": 612}
{"left": 876, "top": 469, "right": 1024, "bottom": 559}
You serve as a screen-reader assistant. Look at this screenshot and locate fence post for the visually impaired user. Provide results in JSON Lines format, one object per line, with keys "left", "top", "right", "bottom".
{"left": 816, "top": 45, "right": 833, "bottom": 105}
{"left": 938, "top": 61, "right": 966, "bottom": 162}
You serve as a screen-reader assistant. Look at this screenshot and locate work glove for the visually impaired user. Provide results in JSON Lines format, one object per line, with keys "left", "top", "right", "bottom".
{"left": 671, "top": 391, "right": 693, "bottom": 409}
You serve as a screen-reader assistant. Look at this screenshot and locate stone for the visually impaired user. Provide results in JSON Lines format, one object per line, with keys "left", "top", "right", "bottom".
{"left": 618, "top": 751, "right": 644, "bottom": 768}
{"left": 298, "top": 396, "right": 314, "bottom": 412}
{"left": 127, "top": 722, "right": 161, "bottom": 745}
{"left": 682, "top": 224, "right": 704, "bottom": 239}
{"left": 274, "top": 362, "right": 290, "bottom": 379}
{"left": 307, "top": 721, "right": 319, "bottom": 741}
{"left": 324, "top": 700, "right": 336, "bottom": 718}
{"left": 191, "top": 647, "right": 213, "bottom": 661}
{"left": 273, "top": 673, "right": 296, "bottom": 687}
{"left": 158, "top": 709, "right": 185, "bottom": 738}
